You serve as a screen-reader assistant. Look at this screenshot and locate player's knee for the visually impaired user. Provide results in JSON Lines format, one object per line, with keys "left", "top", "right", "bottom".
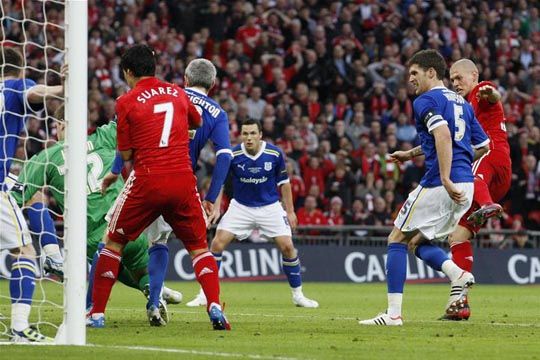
{"left": 105, "top": 233, "right": 127, "bottom": 253}
{"left": 388, "top": 227, "right": 407, "bottom": 244}
{"left": 25, "top": 190, "right": 47, "bottom": 207}
{"left": 10, "top": 243, "right": 36, "bottom": 258}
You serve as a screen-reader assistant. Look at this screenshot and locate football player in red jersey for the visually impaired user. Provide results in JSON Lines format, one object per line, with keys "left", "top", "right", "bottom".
{"left": 440, "top": 59, "right": 512, "bottom": 320}
{"left": 87, "top": 45, "right": 230, "bottom": 330}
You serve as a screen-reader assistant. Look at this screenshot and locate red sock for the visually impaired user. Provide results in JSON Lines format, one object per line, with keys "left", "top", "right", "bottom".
{"left": 473, "top": 176, "right": 493, "bottom": 207}
{"left": 90, "top": 248, "right": 121, "bottom": 314}
{"left": 192, "top": 252, "right": 220, "bottom": 310}
{"left": 451, "top": 241, "right": 473, "bottom": 272}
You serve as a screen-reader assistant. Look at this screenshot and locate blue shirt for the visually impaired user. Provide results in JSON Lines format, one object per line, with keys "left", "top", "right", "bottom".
{"left": 185, "top": 87, "right": 231, "bottom": 168}
{"left": 0, "top": 78, "right": 41, "bottom": 188}
{"left": 185, "top": 87, "right": 232, "bottom": 202}
{"left": 413, "top": 86, "right": 489, "bottom": 188}
{"left": 230, "top": 141, "right": 289, "bottom": 207}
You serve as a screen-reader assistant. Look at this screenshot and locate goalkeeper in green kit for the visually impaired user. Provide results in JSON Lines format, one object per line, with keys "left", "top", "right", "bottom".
{"left": 11, "top": 104, "right": 182, "bottom": 320}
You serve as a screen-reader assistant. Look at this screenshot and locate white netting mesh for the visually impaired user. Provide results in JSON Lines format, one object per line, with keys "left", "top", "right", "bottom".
{"left": 0, "top": 0, "right": 65, "bottom": 342}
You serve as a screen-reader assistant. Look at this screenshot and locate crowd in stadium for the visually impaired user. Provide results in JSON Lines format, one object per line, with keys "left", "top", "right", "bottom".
{"left": 3, "top": 0, "right": 540, "bottom": 245}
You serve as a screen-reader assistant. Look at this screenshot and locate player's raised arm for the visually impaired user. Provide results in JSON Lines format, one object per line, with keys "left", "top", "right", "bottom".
{"left": 26, "top": 64, "right": 67, "bottom": 104}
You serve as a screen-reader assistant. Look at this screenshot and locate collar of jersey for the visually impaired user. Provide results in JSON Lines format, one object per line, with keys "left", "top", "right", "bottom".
{"left": 241, "top": 141, "right": 266, "bottom": 160}
{"left": 186, "top": 87, "right": 206, "bottom": 96}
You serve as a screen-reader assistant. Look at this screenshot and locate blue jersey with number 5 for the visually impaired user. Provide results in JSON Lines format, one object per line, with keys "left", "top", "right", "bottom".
{"left": 413, "top": 86, "right": 489, "bottom": 187}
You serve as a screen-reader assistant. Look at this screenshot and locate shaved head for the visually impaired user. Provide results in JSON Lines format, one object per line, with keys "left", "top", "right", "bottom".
{"left": 451, "top": 59, "right": 478, "bottom": 74}
{"left": 449, "top": 59, "right": 479, "bottom": 97}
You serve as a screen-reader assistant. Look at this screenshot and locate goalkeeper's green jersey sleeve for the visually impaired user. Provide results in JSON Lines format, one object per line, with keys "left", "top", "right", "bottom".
{"left": 12, "top": 121, "right": 124, "bottom": 231}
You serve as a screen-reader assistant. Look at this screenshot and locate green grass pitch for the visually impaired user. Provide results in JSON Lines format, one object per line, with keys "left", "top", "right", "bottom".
{"left": 1, "top": 281, "right": 539, "bottom": 359}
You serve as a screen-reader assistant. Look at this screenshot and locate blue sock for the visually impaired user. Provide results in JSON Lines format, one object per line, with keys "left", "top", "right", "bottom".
{"left": 27, "top": 202, "right": 57, "bottom": 248}
{"left": 282, "top": 256, "right": 302, "bottom": 288}
{"left": 148, "top": 244, "right": 169, "bottom": 308}
{"left": 10, "top": 257, "right": 36, "bottom": 305}
{"left": 86, "top": 243, "right": 104, "bottom": 310}
{"left": 414, "top": 242, "right": 449, "bottom": 272}
{"left": 387, "top": 243, "right": 408, "bottom": 294}
{"left": 212, "top": 252, "right": 222, "bottom": 270}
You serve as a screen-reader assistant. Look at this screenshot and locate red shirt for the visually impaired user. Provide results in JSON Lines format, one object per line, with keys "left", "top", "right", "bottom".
{"left": 468, "top": 81, "right": 510, "bottom": 157}
{"left": 297, "top": 208, "right": 328, "bottom": 226}
{"left": 116, "top": 77, "right": 201, "bottom": 174}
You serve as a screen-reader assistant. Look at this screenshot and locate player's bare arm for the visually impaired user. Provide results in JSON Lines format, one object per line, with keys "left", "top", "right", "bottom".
{"left": 204, "top": 189, "right": 224, "bottom": 226}
{"left": 477, "top": 84, "right": 501, "bottom": 104}
{"left": 389, "top": 146, "right": 424, "bottom": 163}
{"left": 472, "top": 144, "right": 490, "bottom": 161}
{"left": 101, "top": 172, "right": 119, "bottom": 195}
{"left": 120, "top": 149, "right": 133, "bottom": 161}
{"left": 432, "top": 125, "right": 465, "bottom": 204}
{"left": 26, "top": 64, "right": 67, "bottom": 103}
{"left": 280, "top": 182, "right": 298, "bottom": 231}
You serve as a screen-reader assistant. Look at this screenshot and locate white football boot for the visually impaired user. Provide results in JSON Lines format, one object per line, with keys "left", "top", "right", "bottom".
{"left": 163, "top": 286, "right": 183, "bottom": 304}
{"left": 292, "top": 293, "right": 319, "bottom": 308}
{"left": 186, "top": 288, "right": 207, "bottom": 307}
{"left": 359, "top": 312, "right": 403, "bottom": 326}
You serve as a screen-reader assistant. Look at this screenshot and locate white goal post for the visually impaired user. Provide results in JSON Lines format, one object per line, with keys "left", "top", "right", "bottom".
{"left": 60, "top": 0, "right": 87, "bottom": 345}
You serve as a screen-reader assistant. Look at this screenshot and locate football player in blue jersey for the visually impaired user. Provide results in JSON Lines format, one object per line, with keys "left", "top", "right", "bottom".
{"left": 1, "top": 48, "right": 65, "bottom": 342}
{"left": 360, "top": 49, "right": 490, "bottom": 326}
{"left": 188, "top": 118, "right": 319, "bottom": 308}
{"left": 99, "top": 58, "right": 233, "bottom": 324}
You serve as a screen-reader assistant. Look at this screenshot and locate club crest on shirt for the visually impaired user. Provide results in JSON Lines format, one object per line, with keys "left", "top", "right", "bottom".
{"left": 264, "top": 162, "right": 272, "bottom": 171}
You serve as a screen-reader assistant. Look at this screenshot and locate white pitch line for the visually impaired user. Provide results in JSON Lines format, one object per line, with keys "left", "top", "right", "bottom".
{"left": 91, "top": 344, "right": 304, "bottom": 360}
{"left": 0, "top": 342, "right": 303, "bottom": 359}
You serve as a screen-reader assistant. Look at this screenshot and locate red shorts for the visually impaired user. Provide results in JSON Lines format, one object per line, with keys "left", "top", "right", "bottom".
{"left": 107, "top": 171, "right": 207, "bottom": 252}
{"left": 459, "top": 151, "right": 512, "bottom": 234}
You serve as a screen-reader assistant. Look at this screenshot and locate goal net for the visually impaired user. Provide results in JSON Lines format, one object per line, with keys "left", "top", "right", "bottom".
{"left": 0, "top": 0, "right": 87, "bottom": 344}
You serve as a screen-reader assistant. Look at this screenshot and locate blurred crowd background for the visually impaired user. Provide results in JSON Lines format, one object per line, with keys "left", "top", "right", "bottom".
{"left": 2, "top": 0, "right": 539, "bottom": 247}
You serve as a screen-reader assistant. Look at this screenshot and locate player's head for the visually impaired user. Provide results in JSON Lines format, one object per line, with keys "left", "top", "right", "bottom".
{"left": 185, "top": 58, "right": 216, "bottom": 92}
{"left": 54, "top": 104, "right": 66, "bottom": 141}
{"left": 406, "top": 49, "right": 446, "bottom": 95}
{"left": 240, "top": 118, "right": 262, "bottom": 154}
{"left": 1, "top": 48, "right": 23, "bottom": 77}
{"left": 449, "top": 59, "right": 479, "bottom": 97}
{"left": 120, "top": 44, "right": 156, "bottom": 87}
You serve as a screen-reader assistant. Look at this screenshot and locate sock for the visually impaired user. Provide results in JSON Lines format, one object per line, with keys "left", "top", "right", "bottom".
{"left": 27, "top": 203, "right": 63, "bottom": 262}
{"left": 282, "top": 256, "right": 302, "bottom": 289}
{"left": 148, "top": 244, "right": 169, "bottom": 308}
{"left": 192, "top": 252, "right": 220, "bottom": 311}
{"left": 386, "top": 243, "right": 407, "bottom": 317}
{"left": 387, "top": 293, "right": 403, "bottom": 319}
{"left": 86, "top": 243, "right": 104, "bottom": 310}
{"left": 414, "top": 242, "right": 449, "bottom": 271}
{"left": 473, "top": 176, "right": 493, "bottom": 207}
{"left": 441, "top": 260, "right": 465, "bottom": 282}
{"left": 10, "top": 257, "right": 36, "bottom": 331}
{"left": 450, "top": 241, "right": 473, "bottom": 272}
{"left": 212, "top": 252, "right": 222, "bottom": 270}
{"left": 90, "top": 247, "right": 121, "bottom": 315}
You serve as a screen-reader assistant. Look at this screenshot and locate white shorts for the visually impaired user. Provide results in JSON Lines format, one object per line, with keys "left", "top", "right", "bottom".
{"left": 0, "top": 191, "right": 32, "bottom": 250}
{"left": 145, "top": 216, "right": 172, "bottom": 245}
{"left": 217, "top": 199, "right": 291, "bottom": 240}
{"left": 394, "top": 183, "right": 473, "bottom": 240}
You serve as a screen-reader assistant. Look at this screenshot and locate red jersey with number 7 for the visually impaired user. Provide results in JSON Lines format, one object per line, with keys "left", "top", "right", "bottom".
{"left": 116, "top": 77, "right": 201, "bottom": 174}
{"left": 467, "top": 81, "right": 510, "bottom": 157}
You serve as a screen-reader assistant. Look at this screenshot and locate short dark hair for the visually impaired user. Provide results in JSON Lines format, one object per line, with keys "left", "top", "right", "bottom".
{"left": 406, "top": 49, "right": 447, "bottom": 80}
{"left": 241, "top": 118, "right": 262, "bottom": 132}
{"left": 120, "top": 44, "right": 156, "bottom": 77}
{"left": 1, "top": 48, "right": 23, "bottom": 77}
